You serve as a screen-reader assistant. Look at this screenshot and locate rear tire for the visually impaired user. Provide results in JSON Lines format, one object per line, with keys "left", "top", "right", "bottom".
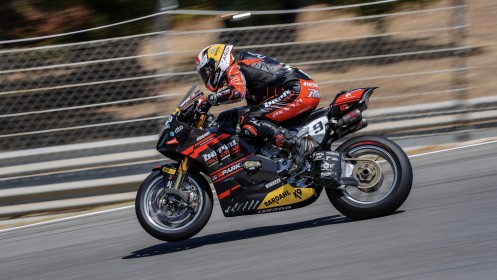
{"left": 135, "top": 171, "right": 213, "bottom": 242}
{"left": 325, "top": 135, "right": 412, "bottom": 220}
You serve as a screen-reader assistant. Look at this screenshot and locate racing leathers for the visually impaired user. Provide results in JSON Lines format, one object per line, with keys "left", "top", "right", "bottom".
{"left": 206, "top": 51, "right": 321, "bottom": 172}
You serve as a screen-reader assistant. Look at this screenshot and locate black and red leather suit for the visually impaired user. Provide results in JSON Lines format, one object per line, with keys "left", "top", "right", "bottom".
{"left": 208, "top": 51, "right": 321, "bottom": 148}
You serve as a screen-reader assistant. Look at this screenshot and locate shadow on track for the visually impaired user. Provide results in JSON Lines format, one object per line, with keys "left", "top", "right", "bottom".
{"left": 123, "top": 214, "right": 351, "bottom": 259}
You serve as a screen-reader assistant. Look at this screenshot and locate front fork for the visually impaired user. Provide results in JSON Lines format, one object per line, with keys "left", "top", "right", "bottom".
{"left": 171, "top": 113, "right": 207, "bottom": 189}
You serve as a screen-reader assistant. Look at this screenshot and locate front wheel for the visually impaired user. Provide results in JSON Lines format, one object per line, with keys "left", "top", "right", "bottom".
{"left": 325, "top": 135, "right": 413, "bottom": 220}
{"left": 135, "top": 171, "right": 213, "bottom": 242}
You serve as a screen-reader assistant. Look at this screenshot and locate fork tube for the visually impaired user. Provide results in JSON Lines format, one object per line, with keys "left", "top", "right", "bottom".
{"left": 172, "top": 157, "right": 189, "bottom": 189}
{"left": 172, "top": 113, "right": 207, "bottom": 189}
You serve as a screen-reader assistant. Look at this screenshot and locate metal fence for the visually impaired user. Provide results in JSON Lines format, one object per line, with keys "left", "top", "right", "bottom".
{"left": 0, "top": 0, "right": 496, "bottom": 153}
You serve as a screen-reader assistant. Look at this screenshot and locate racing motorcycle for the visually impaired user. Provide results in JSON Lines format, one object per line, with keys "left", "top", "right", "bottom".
{"left": 135, "top": 82, "right": 412, "bottom": 242}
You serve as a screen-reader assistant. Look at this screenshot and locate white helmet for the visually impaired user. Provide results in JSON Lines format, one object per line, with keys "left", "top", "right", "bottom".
{"left": 196, "top": 44, "right": 234, "bottom": 92}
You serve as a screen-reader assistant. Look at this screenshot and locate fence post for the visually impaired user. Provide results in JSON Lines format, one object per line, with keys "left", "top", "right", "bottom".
{"left": 450, "top": 0, "right": 469, "bottom": 141}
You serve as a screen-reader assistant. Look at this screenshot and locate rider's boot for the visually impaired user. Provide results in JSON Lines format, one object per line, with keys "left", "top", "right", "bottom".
{"left": 274, "top": 128, "right": 318, "bottom": 174}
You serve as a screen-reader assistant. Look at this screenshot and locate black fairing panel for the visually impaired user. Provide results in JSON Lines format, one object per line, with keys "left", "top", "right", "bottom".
{"left": 233, "top": 155, "right": 280, "bottom": 189}
{"left": 213, "top": 106, "right": 251, "bottom": 134}
{"left": 279, "top": 107, "right": 328, "bottom": 128}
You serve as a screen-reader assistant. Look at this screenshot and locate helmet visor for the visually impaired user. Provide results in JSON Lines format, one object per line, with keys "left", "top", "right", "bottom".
{"left": 198, "top": 65, "right": 212, "bottom": 85}
{"left": 198, "top": 58, "right": 217, "bottom": 86}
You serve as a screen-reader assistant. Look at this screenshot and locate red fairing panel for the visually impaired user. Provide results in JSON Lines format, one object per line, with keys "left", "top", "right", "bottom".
{"left": 334, "top": 89, "right": 366, "bottom": 105}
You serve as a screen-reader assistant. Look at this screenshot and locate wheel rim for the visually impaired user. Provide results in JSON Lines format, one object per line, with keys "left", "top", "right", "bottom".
{"left": 342, "top": 145, "right": 398, "bottom": 205}
{"left": 142, "top": 176, "right": 204, "bottom": 231}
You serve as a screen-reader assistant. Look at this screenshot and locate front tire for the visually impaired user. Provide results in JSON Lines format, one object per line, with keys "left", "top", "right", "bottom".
{"left": 325, "top": 135, "right": 412, "bottom": 220}
{"left": 135, "top": 171, "right": 213, "bottom": 242}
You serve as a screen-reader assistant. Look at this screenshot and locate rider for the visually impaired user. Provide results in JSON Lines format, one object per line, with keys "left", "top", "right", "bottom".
{"left": 195, "top": 44, "right": 321, "bottom": 173}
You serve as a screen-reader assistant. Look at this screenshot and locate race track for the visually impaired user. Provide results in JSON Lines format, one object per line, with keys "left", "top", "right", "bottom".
{"left": 1, "top": 141, "right": 497, "bottom": 280}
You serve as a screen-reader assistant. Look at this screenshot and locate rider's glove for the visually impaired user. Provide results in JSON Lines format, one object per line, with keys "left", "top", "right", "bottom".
{"left": 195, "top": 94, "right": 217, "bottom": 113}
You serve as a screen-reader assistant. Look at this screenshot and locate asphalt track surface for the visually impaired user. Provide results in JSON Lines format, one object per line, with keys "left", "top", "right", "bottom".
{"left": 1, "top": 142, "right": 497, "bottom": 280}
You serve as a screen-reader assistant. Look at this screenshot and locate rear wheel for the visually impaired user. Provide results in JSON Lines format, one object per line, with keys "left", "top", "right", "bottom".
{"left": 325, "top": 135, "right": 412, "bottom": 219}
{"left": 135, "top": 171, "right": 213, "bottom": 242}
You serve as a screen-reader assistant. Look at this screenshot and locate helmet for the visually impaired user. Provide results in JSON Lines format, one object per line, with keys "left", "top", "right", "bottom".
{"left": 196, "top": 44, "right": 234, "bottom": 92}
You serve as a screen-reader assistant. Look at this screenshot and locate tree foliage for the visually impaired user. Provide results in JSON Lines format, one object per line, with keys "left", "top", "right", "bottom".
{"left": 0, "top": 0, "right": 440, "bottom": 42}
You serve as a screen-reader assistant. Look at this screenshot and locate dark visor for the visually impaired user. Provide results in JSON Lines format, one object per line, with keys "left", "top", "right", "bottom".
{"left": 198, "top": 59, "right": 216, "bottom": 85}
{"left": 198, "top": 65, "right": 213, "bottom": 85}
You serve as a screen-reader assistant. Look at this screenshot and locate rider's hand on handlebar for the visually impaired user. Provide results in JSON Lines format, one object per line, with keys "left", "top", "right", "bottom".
{"left": 195, "top": 94, "right": 217, "bottom": 114}
{"left": 195, "top": 96, "right": 211, "bottom": 113}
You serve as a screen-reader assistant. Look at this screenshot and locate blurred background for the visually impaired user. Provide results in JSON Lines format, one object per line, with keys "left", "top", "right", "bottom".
{"left": 0, "top": 0, "right": 495, "bottom": 226}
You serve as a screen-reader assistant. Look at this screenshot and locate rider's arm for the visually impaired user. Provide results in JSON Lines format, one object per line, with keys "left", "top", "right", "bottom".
{"left": 209, "top": 64, "right": 246, "bottom": 105}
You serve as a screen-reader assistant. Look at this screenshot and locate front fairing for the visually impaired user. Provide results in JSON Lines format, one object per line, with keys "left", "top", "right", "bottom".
{"left": 156, "top": 82, "right": 205, "bottom": 155}
{"left": 157, "top": 114, "right": 190, "bottom": 154}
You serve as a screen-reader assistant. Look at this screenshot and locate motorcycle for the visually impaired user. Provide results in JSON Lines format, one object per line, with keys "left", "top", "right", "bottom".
{"left": 135, "top": 82, "right": 413, "bottom": 242}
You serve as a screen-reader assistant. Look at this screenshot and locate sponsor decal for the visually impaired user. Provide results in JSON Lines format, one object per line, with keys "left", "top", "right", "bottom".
{"left": 303, "top": 81, "right": 318, "bottom": 88}
{"left": 263, "top": 90, "right": 291, "bottom": 108}
{"left": 340, "top": 104, "right": 349, "bottom": 111}
{"left": 271, "top": 98, "right": 303, "bottom": 119}
{"left": 257, "top": 184, "right": 316, "bottom": 210}
{"left": 219, "top": 149, "right": 230, "bottom": 160}
{"left": 202, "top": 151, "right": 218, "bottom": 167}
{"left": 208, "top": 45, "right": 223, "bottom": 60}
{"left": 210, "top": 155, "right": 253, "bottom": 182}
{"left": 265, "top": 178, "right": 282, "bottom": 189}
{"left": 202, "top": 150, "right": 216, "bottom": 161}
{"left": 216, "top": 145, "right": 230, "bottom": 161}
{"left": 174, "top": 126, "right": 184, "bottom": 133}
{"left": 213, "top": 162, "right": 243, "bottom": 181}
{"left": 221, "top": 162, "right": 242, "bottom": 177}
{"left": 196, "top": 131, "right": 211, "bottom": 141}
{"left": 293, "top": 188, "right": 303, "bottom": 199}
{"left": 230, "top": 144, "right": 240, "bottom": 155}
{"left": 263, "top": 190, "right": 291, "bottom": 207}
{"left": 215, "top": 140, "right": 240, "bottom": 160}
{"left": 220, "top": 45, "right": 232, "bottom": 65}
{"left": 272, "top": 110, "right": 283, "bottom": 119}
{"left": 258, "top": 206, "right": 291, "bottom": 214}
{"left": 161, "top": 116, "right": 173, "bottom": 131}
{"left": 307, "top": 89, "right": 321, "bottom": 98}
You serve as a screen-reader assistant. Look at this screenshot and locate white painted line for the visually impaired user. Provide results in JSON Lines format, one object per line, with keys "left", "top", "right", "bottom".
{"left": 1, "top": 139, "right": 497, "bottom": 233}
{"left": 0, "top": 206, "right": 134, "bottom": 234}
{"left": 0, "top": 190, "right": 218, "bottom": 234}
{"left": 408, "top": 139, "right": 497, "bottom": 158}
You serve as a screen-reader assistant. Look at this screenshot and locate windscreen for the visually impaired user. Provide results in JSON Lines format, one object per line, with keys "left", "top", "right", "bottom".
{"left": 178, "top": 82, "right": 204, "bottom": 111}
